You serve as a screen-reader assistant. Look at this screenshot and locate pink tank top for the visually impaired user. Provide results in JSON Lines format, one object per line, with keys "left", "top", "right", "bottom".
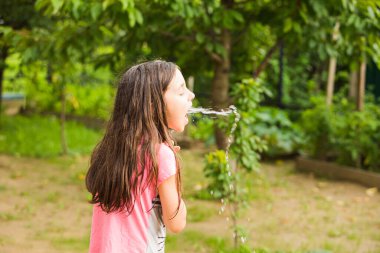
{"left": 88, "top": 144, "right": 176, "bottom": 253}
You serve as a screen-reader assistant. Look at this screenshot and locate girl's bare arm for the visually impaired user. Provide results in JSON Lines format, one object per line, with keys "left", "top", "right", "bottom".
{"left": 158, "top": 175, "right": 187, "bottom": 233}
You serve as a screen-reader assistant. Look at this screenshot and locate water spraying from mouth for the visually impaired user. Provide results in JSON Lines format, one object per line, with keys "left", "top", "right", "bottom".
{"left": 188, "top": 105, "right": 246, "bottom": 246}
{"left": 188, "top": 105, "right": 240, "bottom": 167}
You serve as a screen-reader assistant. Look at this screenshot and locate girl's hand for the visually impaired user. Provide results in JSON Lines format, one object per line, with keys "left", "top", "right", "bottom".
{"left": 173, "top": 145, "right": 181, "bottom": 153}
{"left": 171, "top": 140, "right": 181, "bottom": 153}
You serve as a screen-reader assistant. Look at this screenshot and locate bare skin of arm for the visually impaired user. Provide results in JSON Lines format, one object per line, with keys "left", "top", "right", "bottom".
{"left": 158, "top": 175, "right": 187, "bottom": 233}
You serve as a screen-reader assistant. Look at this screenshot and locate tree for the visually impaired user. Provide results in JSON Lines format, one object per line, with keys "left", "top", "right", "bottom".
{"left": 25, "top": 0, "right": 380, "bottom": 148}
{"left": 33, "top": 0, "right": 278, "bottom": 149}
{"left": 15, "top": 0, "right": 143, "bottom": 154}
{"left": 0, "top": 0, "right": 36, "bottom": 117}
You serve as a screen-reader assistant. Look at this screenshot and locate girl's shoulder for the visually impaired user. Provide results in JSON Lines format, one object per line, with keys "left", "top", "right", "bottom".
{"left": 156, "top": 143, "right": 177, "bottom": 185}
{"left": 157, "top": 143, "right": 175, "bottom": 159}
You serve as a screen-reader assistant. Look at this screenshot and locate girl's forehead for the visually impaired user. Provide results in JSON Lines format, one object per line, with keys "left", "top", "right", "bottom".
{"left": 168, "top": 69, "right": 185, "bottom": 89}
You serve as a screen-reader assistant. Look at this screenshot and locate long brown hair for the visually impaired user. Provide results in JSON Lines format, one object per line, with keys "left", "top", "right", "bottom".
{"left": 86, "top": 60, "right": 181, "bottom": 213}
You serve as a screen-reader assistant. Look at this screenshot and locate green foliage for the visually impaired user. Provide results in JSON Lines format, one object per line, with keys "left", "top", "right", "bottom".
{"left": 265, "top": 53, "right": 320, "bottom": 109}
{"left": 65, "top": 83, "right": 114, "bottom": 120}
{"left": 0, "top": 115, "right": 102, "bottom": 157}
{"left": 300, "top": 96, "right": 380, "bottom": 171}
{"left": 231, "top": 78, "right": 269, "bottom": 172}
{"left": 27, "top": 81, "right": 114, "bottom": 120}
{"left": 253, "top": 107, "right": 302, "bottom": 157}
{"left": 187, "top": 99, "right": 215, "bottom": 145}
{"left": 333, "top": 101, "right": 380, "bottom": 171}
{"left": 0, "top": 0, "right": 36, "bottom": 29}
{"left": 3, "top": 54, "right": 114, "bottom": 120}
{"left": 188, "top": 116, "right": 214, "bottom": 145}
{"left": 300, "top": 96, "right": 335, "bottom": 160}
{"left": 203, "top": 150, "right": 231, "bottom": 199}
{"left": 201, "top": 78, "right": 269, "bottom": 249}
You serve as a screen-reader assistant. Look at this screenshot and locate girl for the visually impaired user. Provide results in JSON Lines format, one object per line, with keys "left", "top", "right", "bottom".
{"left": 86, "top": 60, "right": 195, "bottom": 253}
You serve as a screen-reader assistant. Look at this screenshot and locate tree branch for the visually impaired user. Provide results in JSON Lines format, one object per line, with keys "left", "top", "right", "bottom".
{"left": 253, "top": 39, "right": 281, "bottom": 79}
{"left": 205, "top": 48, "right": 223, "bottom": 63}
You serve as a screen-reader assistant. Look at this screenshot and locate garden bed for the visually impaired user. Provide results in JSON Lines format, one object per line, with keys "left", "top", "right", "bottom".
{"left": 296, "top": 157, "right": 380, "bottom": 188}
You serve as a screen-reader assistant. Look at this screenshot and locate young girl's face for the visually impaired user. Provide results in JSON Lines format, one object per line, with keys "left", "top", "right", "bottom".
{"left": 164, "top": 68, "right": 195, "bottom": 132}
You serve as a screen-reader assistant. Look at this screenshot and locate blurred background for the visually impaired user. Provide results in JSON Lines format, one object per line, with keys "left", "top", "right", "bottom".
{"left": 0, "top": 0, "right": 379, "bottom": 252}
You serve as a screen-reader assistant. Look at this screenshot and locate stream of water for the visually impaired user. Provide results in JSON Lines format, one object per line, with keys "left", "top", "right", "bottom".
{"left": 188, "top": 106, "right": 245, "bottom": 244}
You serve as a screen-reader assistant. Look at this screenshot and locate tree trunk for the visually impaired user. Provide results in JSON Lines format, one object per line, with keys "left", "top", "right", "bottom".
{"left": 349, "top": 70, "right": 358, "bottom": 100}
{"left": 0, "top": 45, "right": 9, "bottom": 124}
{"left": 60, "top": 84, "right": 68, "bottom": 155}
{"left": 278, "top": 40, "right": 284, "bottom": 108}
{"left": 326, "top": 22, "right": 340, "bottom": 106}
{"left": 355, "top": 61, "right": 366, "bottom": 168}
{"left": 357, "top": 61, "right": 366, "bottom": 111}
{"left": 211, "top": 29, "right": 231, "bottom": 150}
{"left": 326, "top": 57, "right": 337, "bottom": 106}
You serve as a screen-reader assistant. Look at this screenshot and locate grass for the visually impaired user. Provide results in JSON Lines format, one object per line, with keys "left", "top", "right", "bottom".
{"left": 1, "top": 150, "right": 379, "bottom": 252}
{"left": 0, "top": 114, "right": 102, "bottom": 157}
{"left": 0, "top": 115, "right": 379, "bottom": 252}
{"left": 187, "top": 204, "right": 215, "bottom": 222}
{"left": 51, "top": 236, "right": 90, "bottom": 251}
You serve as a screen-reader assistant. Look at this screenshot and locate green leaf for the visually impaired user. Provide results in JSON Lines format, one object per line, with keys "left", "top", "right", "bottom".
{"left": 51, "top": 0, "right": 64, "bottom": 14}
{"left": 35, "top": 0, "right": 50, "bottom": 11}
{"left": 284, "top": 18, "right": 292, "bottom": 33}
{"left": 129, "top": 11, "right": 136, "bottom": 27}
{"left": 135, "top": 9, "right": 143, "bottom": 24}
{"left": 120, "top": 0, "right": 130, "bottom": 10}
{"left": 91, "top": 3, "right": 102, "bottom": 21}
{"left": 231, "top": 10, "right": 244, "bottom": 23}
{"left": 205, "top": 42, "right": 213, "bottom": 53}
{"left": 196, "top": 33, "right": 205, "bottom": 44}
{"left": 71, "top": 0, "right": 81, "bottom": 19}
{"left": 103, "top": 0, "right": 115, "bottom": 10}
{"left": 0, "top": 26, "right": 13, "bottom": 37}
{"left": 367, "top": 6, "right": 375, "bottom": 19}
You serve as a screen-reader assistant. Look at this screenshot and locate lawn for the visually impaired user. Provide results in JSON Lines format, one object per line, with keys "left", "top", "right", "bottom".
{"left": 0, "top": 148, "right": 379, "bottom": 252}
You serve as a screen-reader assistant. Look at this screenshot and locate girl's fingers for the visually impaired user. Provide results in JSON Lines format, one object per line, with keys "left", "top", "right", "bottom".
{"left": 173, "top": 146, "right": 181, "bottom": 153}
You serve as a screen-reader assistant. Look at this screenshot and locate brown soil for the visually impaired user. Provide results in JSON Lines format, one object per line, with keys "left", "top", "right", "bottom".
{"left": 0, "top": 153, "right": 379, "bottom": 253}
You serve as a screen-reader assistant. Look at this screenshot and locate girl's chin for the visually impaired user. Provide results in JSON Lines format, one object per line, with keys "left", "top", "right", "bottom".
{"left": 175, "top": 124, "right": 186, "bottom": 133}
{"left": 170, "top": 119, "right": 188, "bottom": 132}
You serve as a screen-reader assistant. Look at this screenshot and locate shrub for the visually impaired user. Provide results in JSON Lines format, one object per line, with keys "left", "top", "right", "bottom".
{"left": 299, "top": 96, "right": 380, "bottom": 172}
{"left": 253, "top": 106, "right": 302, "bottom": 157}
{"left": 333, "top": 102, "right": 380, "bottom": 171}
{"left": 203, "top": 150, "right": 231, "bottom": 199}
{"left": 299, "top": 96, "right": 336, "bottom": 160}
